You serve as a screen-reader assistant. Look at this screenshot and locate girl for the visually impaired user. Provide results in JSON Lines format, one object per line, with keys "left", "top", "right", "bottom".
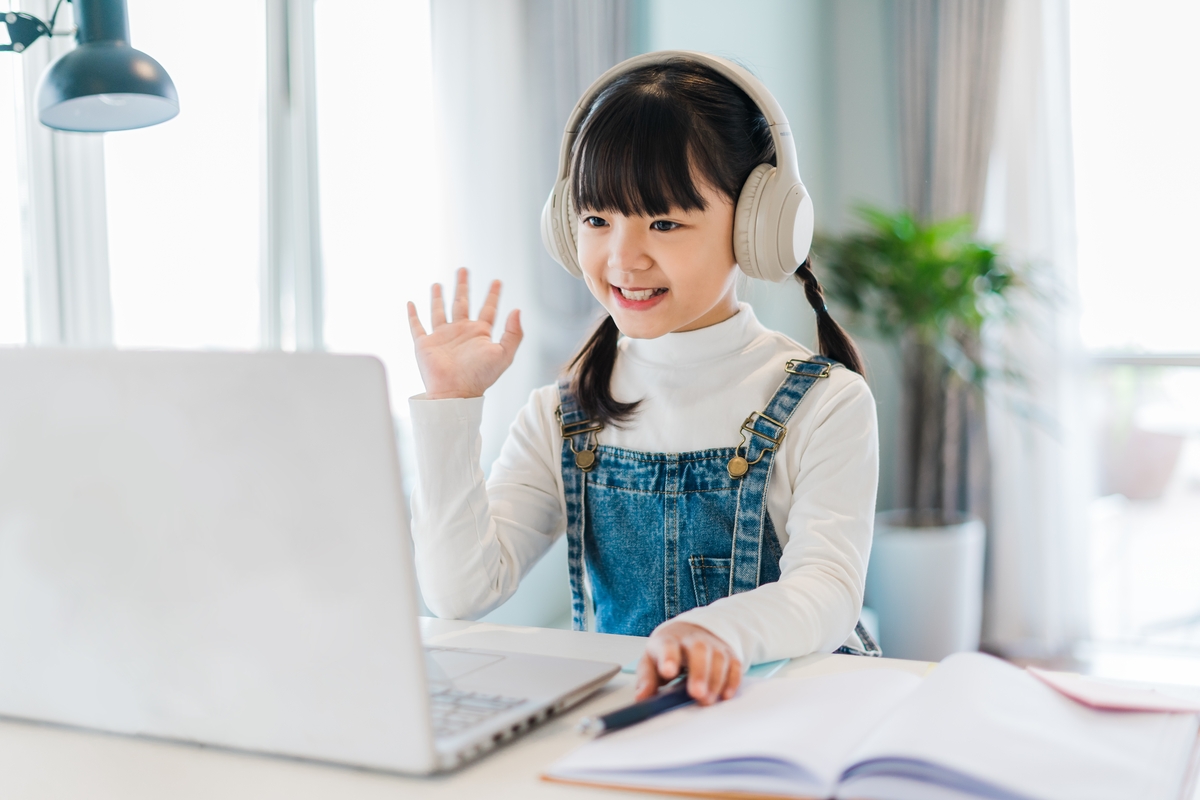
{"left": 405, "top": 52, "right": 879, "bottom": 707}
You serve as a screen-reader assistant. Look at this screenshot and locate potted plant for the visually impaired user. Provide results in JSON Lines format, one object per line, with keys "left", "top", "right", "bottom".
{"left": 817, "top": 207, "right": 1021, "bottom": 661}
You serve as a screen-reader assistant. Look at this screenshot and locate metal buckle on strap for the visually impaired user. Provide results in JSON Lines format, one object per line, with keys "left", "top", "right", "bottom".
{"left": 728, "top": 411, "right": 787, "bottom": 479}
{"left": 785, "top": 358, "right": 833, "bottom": 378}
{"left": 555, "top": 406, "right": 603, "bottom": 437}
{"left": 556, "top": 406, "right": 602, "bottom": 471}
{"left": 560, "top": 419, "right": 603, "bottom": 438}
{"left": 740, "top": 410, "right": 787, "bottom": 446}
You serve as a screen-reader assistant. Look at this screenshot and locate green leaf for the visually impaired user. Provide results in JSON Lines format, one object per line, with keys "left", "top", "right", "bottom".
{"left": 816, "top": 205, "right": 1028, "bottom": 377}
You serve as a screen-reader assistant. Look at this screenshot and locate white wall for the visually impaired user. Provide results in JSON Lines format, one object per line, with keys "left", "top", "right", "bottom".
{"left": 430, "top": 0, "right": 545, "bottom": 475}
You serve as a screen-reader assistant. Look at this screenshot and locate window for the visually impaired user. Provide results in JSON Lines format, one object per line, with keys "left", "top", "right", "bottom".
{"left": 1088, "top": 364, "right": 1200, "bottom": 648}
{"left": 0, "top": 55, "right": 25, "bottom": 344}
{"left": 1071, "top": 0, "right": 1200, "bottom": 354}
{"left": 314, "top": 0, "right": 437, "bottom": 414}
{"left": 1071, "top": 1, "right": 1200, "bottom": 652}
{"left": 104, "top": 0, "right": 266, "bottom": 349}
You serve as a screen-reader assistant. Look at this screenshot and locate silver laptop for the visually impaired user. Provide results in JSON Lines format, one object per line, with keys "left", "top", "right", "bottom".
{"left": 0, "top": 349, "right": 618, "bottom": 774}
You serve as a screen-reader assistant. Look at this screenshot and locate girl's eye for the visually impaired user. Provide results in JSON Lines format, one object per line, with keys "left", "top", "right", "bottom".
{"left": 650, "top": 220, "right": 680, "bottom": 232}
{"left": 583, "top": 216, "right": 608, "bottom": 228}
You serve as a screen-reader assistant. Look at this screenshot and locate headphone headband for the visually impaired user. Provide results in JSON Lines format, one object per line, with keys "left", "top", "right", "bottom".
{"left": 552, "top": 51, "right": 801, "bottom": 205}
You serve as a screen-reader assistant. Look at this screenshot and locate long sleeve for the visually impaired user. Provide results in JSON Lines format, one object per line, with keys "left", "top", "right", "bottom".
{"left": 408, "top": 387, "right": 564, "bottom": 619}
{"left": 670, "top": 377, "right": 879, "bottom": 665}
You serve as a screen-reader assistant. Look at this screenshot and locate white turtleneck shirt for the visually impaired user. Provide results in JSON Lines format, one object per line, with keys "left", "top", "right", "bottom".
{"left": 408, "top": 303, "right": 879, "bottom": 666}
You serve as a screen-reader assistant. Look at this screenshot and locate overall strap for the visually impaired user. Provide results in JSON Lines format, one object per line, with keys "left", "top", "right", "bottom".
{"left": 728, "top": 357, "right": 836, "bottom": 595}
{"left": 556, "top": 378, "right": 601, "bottom": 631}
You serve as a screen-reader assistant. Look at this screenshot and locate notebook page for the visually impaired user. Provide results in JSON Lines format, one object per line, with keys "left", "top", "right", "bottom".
{"left": 838, "top": 652, "right": 1200, "bottom": 800}
{"left": 546, "top": 668, "right": 921, "bottom": 797}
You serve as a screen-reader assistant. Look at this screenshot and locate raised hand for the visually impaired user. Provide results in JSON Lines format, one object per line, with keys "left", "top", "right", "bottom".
{"left": 407, "top": 268, "right": 524, "bottom": 399}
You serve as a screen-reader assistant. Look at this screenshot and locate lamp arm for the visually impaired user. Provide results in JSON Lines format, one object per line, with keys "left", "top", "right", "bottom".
{"left": 1, "top": 11, "right": 50, "bottom": 52}
{"left": 47, "top": 0, "right": 69, "bottom": 31}
{"left": 1, "top": 1, "right": 74, "bottom": 53}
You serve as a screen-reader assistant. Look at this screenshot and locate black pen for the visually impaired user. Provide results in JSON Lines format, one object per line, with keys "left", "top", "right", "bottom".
{"left": 577, "top": 677, "right": 694, "bottom": 736}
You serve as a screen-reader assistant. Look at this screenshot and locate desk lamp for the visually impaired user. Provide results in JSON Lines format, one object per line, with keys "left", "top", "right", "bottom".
{"left": 1, "top": 0, "right": 177, "bottom": 131}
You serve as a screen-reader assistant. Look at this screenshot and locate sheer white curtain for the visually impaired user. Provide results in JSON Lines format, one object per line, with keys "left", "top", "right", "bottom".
{"left": 979, "top": 0, "right": 1089, "bottom": 656}
{"left": 893, "top": 0, "right": 1007, "bottom": 518}
{"left": 897, "top": 0, "right": 1007, "bottom": 224}
{"left": 0, "top": 58, "right": 24, "bottom": 345}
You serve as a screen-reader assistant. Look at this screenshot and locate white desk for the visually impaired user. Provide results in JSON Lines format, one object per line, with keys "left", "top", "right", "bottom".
{"left": 0, "top": 618, "right": 930, "bottom": 799}
{"left": 0, "top": 618, "right": 1131, "bottom": 800}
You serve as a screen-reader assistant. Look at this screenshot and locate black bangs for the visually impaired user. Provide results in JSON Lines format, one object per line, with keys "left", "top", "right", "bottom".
{"left": 571, "top": 87, "right": 706, "bottom": 217}
{"left": 569, "top": 60, "right": 775, "bottom": 218}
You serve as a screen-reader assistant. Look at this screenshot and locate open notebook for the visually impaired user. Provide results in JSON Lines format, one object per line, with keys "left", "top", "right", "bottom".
{"left": 545, "top": 652, "right": 1200, "bottom": 800}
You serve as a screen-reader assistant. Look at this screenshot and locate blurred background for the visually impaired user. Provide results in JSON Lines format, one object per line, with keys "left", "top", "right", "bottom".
{"left": 2, "top": 0, "right": 1198, "bottom": 681}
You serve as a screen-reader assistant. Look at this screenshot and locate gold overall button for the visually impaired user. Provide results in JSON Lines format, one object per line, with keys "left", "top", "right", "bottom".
{"left": 727, "top": 455, "right": 749, "bottom": 478}
{"left": 575, "top": 450, "right": 596, "bottom": 470}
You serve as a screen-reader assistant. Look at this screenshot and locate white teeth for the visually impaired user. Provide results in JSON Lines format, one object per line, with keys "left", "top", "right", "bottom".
{"left": 619, "top": 287, "right": 663, "bottom": 301}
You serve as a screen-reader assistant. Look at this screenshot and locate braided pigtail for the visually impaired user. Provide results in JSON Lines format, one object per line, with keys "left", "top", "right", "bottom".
{"left": 567, "top": 315, "right": 640, "bottom": 426}
{"left": 794, "top": 259, "right": 865, "bottom": 377}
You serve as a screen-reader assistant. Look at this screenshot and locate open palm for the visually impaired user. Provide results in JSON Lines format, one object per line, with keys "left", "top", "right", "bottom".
{"left": 407, "top": 268, "right": 524, "bottom": 399}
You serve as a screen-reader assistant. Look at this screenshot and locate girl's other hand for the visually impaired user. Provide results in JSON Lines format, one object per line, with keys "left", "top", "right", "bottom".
{"left": 407, "top": 268, "right": 523, "bottom": 399}
{"left": 635, "top": 620, "right": 742, "bottom": 706}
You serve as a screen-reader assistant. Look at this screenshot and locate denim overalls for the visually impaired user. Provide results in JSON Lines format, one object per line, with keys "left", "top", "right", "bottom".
{"left": 557, "top": 356, "right": 880, "bottom": 657}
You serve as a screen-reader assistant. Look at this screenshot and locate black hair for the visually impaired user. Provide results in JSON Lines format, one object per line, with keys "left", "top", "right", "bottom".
{"left": 566, "top": 58, "right": 863, "bottom": 426}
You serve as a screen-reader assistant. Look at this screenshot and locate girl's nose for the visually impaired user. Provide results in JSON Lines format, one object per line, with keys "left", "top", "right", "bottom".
{"left": 606, "top": 222, "right": 652, "bottom": 274}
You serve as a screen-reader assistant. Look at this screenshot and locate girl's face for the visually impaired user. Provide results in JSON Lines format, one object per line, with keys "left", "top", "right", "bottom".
{"left": 576, "top": 180, "right": 740, "bottom": 339}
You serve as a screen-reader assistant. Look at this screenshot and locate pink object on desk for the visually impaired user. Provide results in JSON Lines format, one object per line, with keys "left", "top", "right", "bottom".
{"left": 1028, "top": 667, "right": 1200, "bottom": 713}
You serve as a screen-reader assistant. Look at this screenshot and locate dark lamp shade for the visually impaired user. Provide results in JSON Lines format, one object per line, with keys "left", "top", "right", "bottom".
{"left": 37, "top": 41, "right": 178, "bottom": 132}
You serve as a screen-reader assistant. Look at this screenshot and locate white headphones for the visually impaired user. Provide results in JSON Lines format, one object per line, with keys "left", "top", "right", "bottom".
{"left": 540, "top": 50, "right": 814, "bottom": 284}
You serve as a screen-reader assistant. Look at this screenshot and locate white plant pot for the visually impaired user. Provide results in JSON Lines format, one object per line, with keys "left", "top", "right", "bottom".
{"left": 865, "top": 511, "right": 985, "bottom": 662}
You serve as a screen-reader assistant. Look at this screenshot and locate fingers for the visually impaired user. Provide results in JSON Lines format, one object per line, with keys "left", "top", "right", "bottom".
{"left": 498, "top": 309, "right": 523, "bottom": 359}
{"left": 646, "top": 622, "right": 742, "bottom": 706}
{"left": 477, "top": 280, "right": 502, "bottom": 329}
{"left": 430, "top": 271, "right": 503, "bottom": 331}
{"left": 634, "top": 652, "right": 661, "bottom": 702}
{"left": 654, "top": 636, "right": 683, "bottom": 682}
{"left": 705, "top": 648, "right": 730, "bottom": 704}
{"left": 406, "top": 301, "right": 426, "bottom": 341}
{"left": 430, "top": 282, "right": 447, "bottom": 327}
{"left": 680, "top": 640, "right": 733, "bottom": 706}
{"left": 451, "top": 267, "right": 470, "bottom": 323}
{"left": 723, "top": 658, "right": 743, "bottom": 700}
{"left": 685, "top": 640, "right": 712, "bottom": 704}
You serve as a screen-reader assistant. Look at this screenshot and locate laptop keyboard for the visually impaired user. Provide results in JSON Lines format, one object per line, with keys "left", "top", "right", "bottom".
{"left": 429, "top": 686, "right": 526, "bottom": 739}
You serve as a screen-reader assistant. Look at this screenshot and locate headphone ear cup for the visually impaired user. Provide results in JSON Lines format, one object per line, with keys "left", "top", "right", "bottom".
{"left": 734, "top": 164, "right": 814, "bottom": 283}
{"left": 540, "top": 178, "right": 583, "bottom": 278}
{"left": 733, "top": 163, "right": 774, "bottom": 281}
{"left": 565, "top": 192, "right": 579, "bottom": 263}
{"left": 780, "top": 183, "right": 814, "bottom": 272}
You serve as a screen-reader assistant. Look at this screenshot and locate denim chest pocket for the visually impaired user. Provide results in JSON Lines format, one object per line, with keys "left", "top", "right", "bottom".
{"left": 688, "top": 555, "right": 732, "bottom": 608}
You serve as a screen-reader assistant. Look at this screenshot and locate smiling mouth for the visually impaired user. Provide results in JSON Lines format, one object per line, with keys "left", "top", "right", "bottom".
{"left": 616, "top": 287, "right": 668, "bottom": 301}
